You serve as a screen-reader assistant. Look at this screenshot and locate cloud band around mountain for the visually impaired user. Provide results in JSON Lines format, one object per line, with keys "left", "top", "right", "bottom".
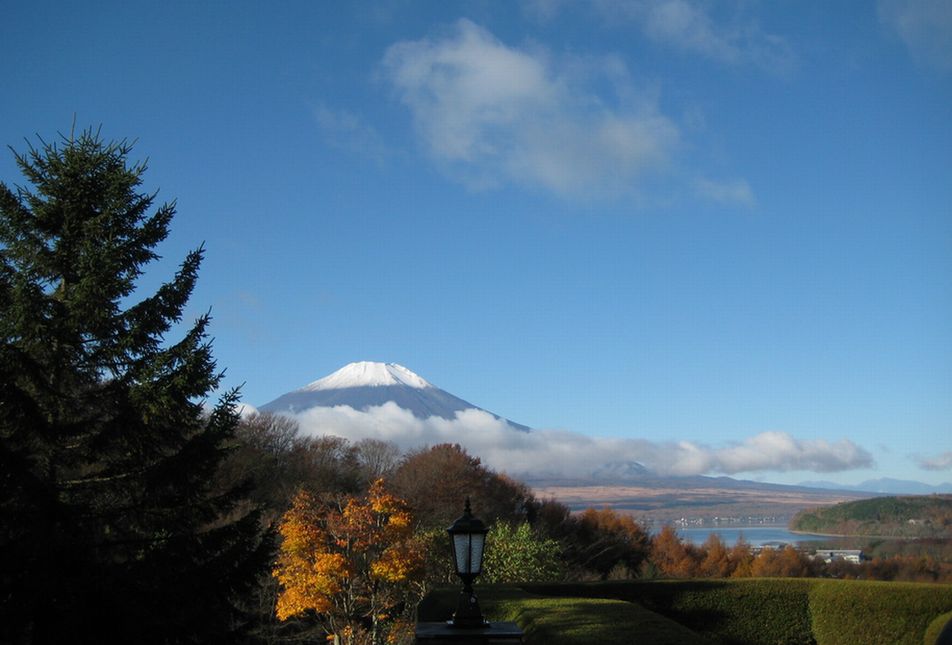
{"left": 289, "top": 403, "right": 873, "bottom": 478}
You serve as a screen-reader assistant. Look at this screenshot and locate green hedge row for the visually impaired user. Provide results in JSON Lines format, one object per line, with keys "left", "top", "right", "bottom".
{"left": 924, "top": 610, "right": 952, "bottom": 645}
{"left": 419, "top": 579, "right": 952, "bottom": 645}
{"left": 809, "top": 580, "right": 952, "bottom": 645}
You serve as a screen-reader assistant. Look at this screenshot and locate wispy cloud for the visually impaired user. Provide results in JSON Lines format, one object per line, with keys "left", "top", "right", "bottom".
{"left": 915, "top": 450, "right": 952, "bottom": 471}
{"left": 314, "top": 104, "right": 392, "bottom": 162}
{"left": 381, "top": 19, "right": 680, "bottom": 199}
{"left": 695, "top": 177, "right": 756, "bottom": 207}
{"left": 878, "top": 0, "right": 952, "bottom": 72}
{"left": 594, "top": 0, "right": 796, "bottom": 73}
{"left": 289, "top": 403, "right": 874, "bottom": 478}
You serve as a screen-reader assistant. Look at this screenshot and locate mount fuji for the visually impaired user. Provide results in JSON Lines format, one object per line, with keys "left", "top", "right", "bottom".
{"left": 259, "top": 361, "right": 529, "bottom": 431}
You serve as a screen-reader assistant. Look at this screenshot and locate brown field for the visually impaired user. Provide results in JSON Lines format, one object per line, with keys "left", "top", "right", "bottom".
{"left": 531, "top": 482, "right": 869, "bottom": 525}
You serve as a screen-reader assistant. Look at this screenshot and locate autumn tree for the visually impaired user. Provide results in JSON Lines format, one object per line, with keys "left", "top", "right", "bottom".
{"left": 729, "top": 538, "right": 755, "bottom": 578}
{"left": 353, "top": 438, "right": 401, "bottom": 482}
{"left": 748, "top": 545, "right": 813, "bottom": 578}
{"left": 749, "top": 547, "right": 781, "bottom": 577}
{"left": 0, "top": 129, "right": 270, "bottom": 643}
{"left": 698, "top": 533, "right": 732, "bottom": 578}
{"left": 562, "top": 508, "right": 651, "bottom": 579}
{"left": 273, "top": 480, "right": 424, "bottom": 645}
{"left": 649, "top": 525, "right": 699, "bottom": 578}
{"left": 222, "top": 412, "right": 368, "bottom": 521}
{"left": 390, "top": 443, "right": 535, "bottom": 529}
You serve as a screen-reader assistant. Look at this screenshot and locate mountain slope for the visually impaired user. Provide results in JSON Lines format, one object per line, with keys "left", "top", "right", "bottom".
{"left": 259, "top": 361, "right": 529, "bottom": 431}
{"left": 798, "top": 478, "right": 952, "bottom": 495}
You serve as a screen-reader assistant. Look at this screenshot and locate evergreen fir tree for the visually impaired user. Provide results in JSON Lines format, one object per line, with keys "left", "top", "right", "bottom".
{"left": 0, "top": 129, "right": 271, "bottom": 643}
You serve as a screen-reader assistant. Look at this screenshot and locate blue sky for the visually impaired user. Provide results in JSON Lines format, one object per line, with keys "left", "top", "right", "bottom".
{"left": 2, "top": 1, "right": 950, "bottom": 485}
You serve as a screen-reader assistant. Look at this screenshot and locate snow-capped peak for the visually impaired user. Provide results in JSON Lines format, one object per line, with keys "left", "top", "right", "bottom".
{"left": 299, "top": 362, "right": 432, "bottom": 391}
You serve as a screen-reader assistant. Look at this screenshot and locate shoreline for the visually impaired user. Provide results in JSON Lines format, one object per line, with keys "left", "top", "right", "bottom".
{"left": 788, "top": 529, "right": 912, "bottom": 540}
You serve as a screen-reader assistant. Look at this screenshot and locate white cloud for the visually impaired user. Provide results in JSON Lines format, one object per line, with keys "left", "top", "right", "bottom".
{"left": 235, "top": 402, "right": 259, "bottom": 418}
{"left": 594, "top": 0, "right": 796, "bottom": 72}
{"left": 381, "top": 19, "right": 680, "bottom": 199}
{"left": 878, "top": 0, "right": 952, "bottom": 72}
{"left": 916, "top": 450, "right": 952, "bottom": 471}
{"left": 695, "top": 177, "right": 756, "bottom": 207}
{"left": 289, "top": 403, "right": 874, "bottom": 478}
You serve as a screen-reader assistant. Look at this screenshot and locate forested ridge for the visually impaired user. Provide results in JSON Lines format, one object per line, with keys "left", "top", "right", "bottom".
{"left": 791, "top": 495, "right": 952, "bottom": 538}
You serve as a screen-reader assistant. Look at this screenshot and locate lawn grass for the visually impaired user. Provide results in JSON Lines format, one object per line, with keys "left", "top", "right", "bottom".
{"left": 525, "top": 579, "right": 815, "bottom": 645}
{"left": 418, "top": 586, "right": 711, "bottom": 645}
{"left": 418, "top": 578, "right": 952, "bottom": 645}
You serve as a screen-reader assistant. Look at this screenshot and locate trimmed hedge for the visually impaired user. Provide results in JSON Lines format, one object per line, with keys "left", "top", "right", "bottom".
{"left": 924, "top": 610, "right": 952, "bottom": 645}
{"left": 809, "top": 580, "right": 952, "bottom": 645}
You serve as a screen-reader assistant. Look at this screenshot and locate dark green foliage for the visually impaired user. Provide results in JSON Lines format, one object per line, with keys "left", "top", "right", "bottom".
{"left": 0, "top": 129, "right": 271, "bottom": 643}
{"left": 809, "top": 580, "right": 952, "bottom": 645}
{"left": 791, "top": 495, "right": 952, "bottom": 538}
{"left": 482, "top": 522, "right": 564, "bottom": 584}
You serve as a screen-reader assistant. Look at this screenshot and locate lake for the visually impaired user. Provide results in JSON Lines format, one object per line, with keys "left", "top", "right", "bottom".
{"left": 673, "top": 526, "right": 830, "bottom": 547}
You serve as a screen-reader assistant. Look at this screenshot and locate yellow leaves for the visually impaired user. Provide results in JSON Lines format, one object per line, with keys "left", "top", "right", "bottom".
{"left": 279, "top": 490, "right": 327, "bottom": 555}
{"left": 272, "top": 480, "right": 421, "bottom": 624}
{"left": 387, "top": 510, "right": 412, "bottom": 531}
{"left": 386, "top": 617, "right": 414, "bottom": 644}
{"left": 370, "top": 540, "right": 424, "bottom": 583}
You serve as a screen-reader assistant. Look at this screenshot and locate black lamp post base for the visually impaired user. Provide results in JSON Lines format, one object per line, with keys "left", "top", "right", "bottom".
{"left": 451, "top": 590, "right": 487, "bottom": 628}
{"left": 416, "top": 621, "right": 523, "bottom": 644}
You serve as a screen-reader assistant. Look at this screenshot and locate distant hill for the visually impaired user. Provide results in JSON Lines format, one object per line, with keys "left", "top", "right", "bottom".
{"left": 798, "top": 478, "right": 952, "bottom": 495}
{"left": 790, "top": 495, "right": 952, "bottom": 538}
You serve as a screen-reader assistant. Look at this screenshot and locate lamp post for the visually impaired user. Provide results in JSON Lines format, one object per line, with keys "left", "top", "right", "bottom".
{"left": 446, "top": 498, "right": 488, "bottom": 628}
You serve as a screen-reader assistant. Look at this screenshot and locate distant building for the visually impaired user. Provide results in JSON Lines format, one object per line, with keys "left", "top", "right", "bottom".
{"left": 749, "top": 541, "right": 793, "bottom": 554}
{"left": 812, "top": 549, "right": 863, "bottom": 564}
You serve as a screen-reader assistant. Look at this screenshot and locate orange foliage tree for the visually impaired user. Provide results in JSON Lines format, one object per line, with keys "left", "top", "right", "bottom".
{"left": 698, "top": 533, "right": 732, "bottom": 578}
{"left": 571, "top": 508, "right": 651, "bottom": 578}
{"left": 273, "top": 480, "right": 424, "bottom": 645}
{"left": 749, "top": 545, "right": 814, "bottom": 578}
{"left": 650, "top": 525, "right": 700, "bottom": 578}
{"left": 728, "top": 538, "right": 755, "bottom": 578}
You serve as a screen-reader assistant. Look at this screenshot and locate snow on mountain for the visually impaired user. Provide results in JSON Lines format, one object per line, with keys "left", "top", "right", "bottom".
{"left": 300, "top": 361, "right": 432, "bottom": 390}
{"left": 259, "top": 361, "right": 529, "bottom": 431}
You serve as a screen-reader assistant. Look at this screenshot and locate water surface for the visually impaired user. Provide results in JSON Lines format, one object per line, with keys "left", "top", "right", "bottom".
{"left": 674, "top": 526, "right": 829, "bottom": 547}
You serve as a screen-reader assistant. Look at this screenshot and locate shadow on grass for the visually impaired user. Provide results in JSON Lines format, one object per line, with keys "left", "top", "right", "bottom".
{"left": 418, "top": 585, "right": 712, "bottom": 645}
{"left": 522, "top": 580, "right": 817, "bottom": 645}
